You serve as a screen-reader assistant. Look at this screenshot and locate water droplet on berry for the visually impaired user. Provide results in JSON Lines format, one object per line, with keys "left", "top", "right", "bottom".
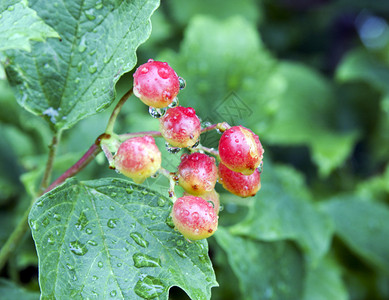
{"left": 165, "top": 142, "right": 181, "bottom": 154}
{"left": 162, "top": 90, "right": 171, "bottom": 100}
{"left": 178, "top": 77, "right": 186, "bottom": 90}
{"left": 257, "top": 161, "right": 264, "bottom": 173}
{"left": 158, "top": 67, "right": 170, "bottom": 79}
{"left": 191, "top": 139, "right": 200, "bottom": 149}
{"left": 149, "top": 107, "right": 167, "bottom": 118}
{"left": 140, "top": 67, "right": 149, "bottom": 74}
{"left": 168, "top": 97, "right": 179, "bottom": 108}
{"left": 147, "top": 58, "right": 154, "bottom": 63}
{"left": 183, "top": 209, "right": 189, "bottom": 216}
{"left": 235, "top": 139, "right": 239, "bottom": 143}
{"left": 192, "top": 212, "right": 199, "bottom": 220}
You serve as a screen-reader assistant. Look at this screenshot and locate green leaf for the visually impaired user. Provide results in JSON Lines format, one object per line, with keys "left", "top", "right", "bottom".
{"left": 322, "top": 195, "right": 389, "bottom": 273}
{"left": 215, "top": 228, "right": 304, "bottom": 300}
{"left": 262, "top": 62, "right": 359, "bottom": 177}
{"left": 0, "top": 0, "right": 59, "bottom": 52}
{"left": 231, "top": 163, "right": 333, "bottom": 264}
{"left": 303, "top": 257, "right": 348, "bottom": 300}
{"left": 29, "top": 178, "right": 217, "bottom": 299}
{"left": 0, "top": 278, "right": 40, "bottom": 300}
{"left": 4, "top": 0, "right": 159, "bottom": 130}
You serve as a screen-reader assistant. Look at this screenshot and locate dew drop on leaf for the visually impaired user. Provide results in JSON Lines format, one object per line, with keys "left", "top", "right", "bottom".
{"left": 42, "top": 217, "right": 50, "bottom": 226}
{"left": 75, "top": 212, "right": 88, "bottom": 231}
{"left": 134, "top": 275, "right": 165, "bottom": 299}
{"left": 165, "top": 216, "right": 174, "bottom": 228}
{"left": 86, "top": 228, "right": 92, "bottom": 234}
{"left": 110, "top": 290, "right": 117, "bottom": 297}
{"left": 87, "top": 240, "right": 98, "bottom": 246}
{"left": 133, "top": 253, "right": 161, "bottom": 268}
{"left": 69, "top": 241, "right": 88, "bottom": 256}
{"left": 157, "top": 198, "right": 166, "bottom": 207}
{"left": 107, "top": 219, "right": 118, "bottom": 229}
{"left": 175, "top": 248, "right": 187, "bottom": 258}
{"left": 130, "top": 232, "right": 149, "bottom": 248}
{"left": 97, "top": 261, "right": 103, "bottom": 268}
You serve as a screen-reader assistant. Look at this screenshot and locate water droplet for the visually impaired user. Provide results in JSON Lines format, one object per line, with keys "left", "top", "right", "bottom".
{"left": 165, "top": 142, "right": 181, "bottom": 154}
{"left": 133, "top": 253, "right": 161, "bottom": 268}
{"left": 47, "top": 234, "right": 55, "bottom": 245}
{"left": 85, "top": 9, "right": 96, "bottom": 21}
{"left": 157, "top": 198, "right": 166, "bottom": 207}
{"left": 175, "top": 248, "right": 187, "bottom": 258}
{"left": 168, "top": 97, "right": 179, "bottom": 108}
{"left": 134, "top": 275, "right": 164, "bottom": 299}
{"left": 77, "top": 61, "right": 83, "bottom": 71}
{"left": 110, "top": 192, "right": 117, "bottom": 197}
{"left": 117, "top": 263, "right": 122, "bottom": 267}
{"left": 86, "top": 228, "right": 92, "bottom": 234}
{"left": 107, "top": 219, "right": 118, "bottom": 229}
{"left": 126, "top": 188, "right": 133, "bottom": 194}
{"left": 8, "top": 5, "right": 15, "bottom": 11}
{"left": 95, "top": 1, "right": 103, "bottom": 9}
{"left": 178, "top": 77, "right": 186, "bottom": 90}
{"left": 75, "top": 212, "right": 88, "bottom": 231}
{"left": 53, "top": 213, "right": 61, "bottom": 221}
{"left": 92, "top": 275, "right": 98, "bottom": 281}
{"left": 176, "top": 240, "right": 183, "bottom": 246}
{"left": 198, "top": 254, "right": 207, "bottom": 262}
{"left": 66, "top": 263, "right": 74, "bottom": 270}
{"left": 42, "top": 217, "right": 50, "bottom": 226}
{"left": 88, "top": 63, "right": 97, "bottom": 74}
{"left": 110, "top": 206, "right": 115, "bottom": 211}
{"left": 149, "top": 107, "right": 166, "bottom": 118}
{"left": 110, "top": 290, "right": 117, "bottom": 297}
{"left": 87, "top": 240, "right": 98, "bottom": 246}
{"left": 29, "top": 219, "right": 37, "bottom": 230}
{"left": 130, "top": 232, "right": 149, "bottom": 248}
{"left": 69, "top": 241, "right": 88, "bottom": 256}
{"left": 166, "top": 216, "right": 174, "bottom": 228}
{"left": 192, "top": 212, "right": 199, "bottom": 220}
{"left": 257, "top": 161, "right": 264, "bottom": 173}
{"left": 74, "top": 77, "right": 80, "bottom": 84}
{"left": 78, "top": 36, "right": 87, "bottom": 53}
{"left": 98, "top": 261, "right": 103, "bottom": 268}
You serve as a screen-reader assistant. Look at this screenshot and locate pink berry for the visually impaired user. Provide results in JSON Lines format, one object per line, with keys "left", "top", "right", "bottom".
{"left": 159, "top": 106, "right": 201, "bottom": 148}
{"left": 133, "top": 59, "right": 180, "bottom": 108}
{"left": 218, "top": 162, "right": 261, "bottom": 197}
{"left": 178, "top": 153, "right": 218, "bottom": 195}
{"left": 171, "top": 195, "right": 218, "bottom": 240}
{"left": 185, "top": 190, "right": 220, "bottom": 215}
{"left": 219, "top": 126, "right": 264, "bottom": 175}
{"left": 114, "top": 136, "right": 161, "bottom": 184}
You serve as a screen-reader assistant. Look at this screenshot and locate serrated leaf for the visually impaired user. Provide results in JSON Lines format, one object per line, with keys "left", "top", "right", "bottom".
{"left": 231, "top": 163, "right": 333, "bottom": 264}
{"left": 0, "top": 278, "right": 40, "bottom": 300}
{"left": 215, "top": 228, "right": 304, "bottom": 300}
{"left": 4, "top": 0, "right": 159, "bottom": 130}
{"left": 0, "top": 0, "right": 59, "bottom": 52}
{"left": 29, "top": 178, "right": 217, "bottom": 299}
{"left": 303, "top": 257, "right": 348, "bottom": 300}
{"left": 322, "top": 195, "right": 389, "bottom": 273}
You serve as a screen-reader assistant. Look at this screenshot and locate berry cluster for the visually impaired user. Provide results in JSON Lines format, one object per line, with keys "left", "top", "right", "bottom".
{"left": 108, "top": 59, "right": 264, "bottom": 241}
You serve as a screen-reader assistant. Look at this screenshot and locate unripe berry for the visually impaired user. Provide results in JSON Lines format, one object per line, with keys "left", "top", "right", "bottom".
{"left": 171, "top": 195, "right": 218, "bottom": 240}
{"left": 219, "top": 126, "right": 264, "bottom": 175}
{"left": 159, "top": 106, "right": 201, "bottom": 148}
{"left": 185, "top": 190, "right": 220, "bottom": 215}
{"left": 178, "top": 153, "right": 217, "bottom": 195}
{"left": 114, "top": 136, "right": 161, "bottom": 184}
{"left": 133, "top": 59, "right": 180, "bottom": 108}
{"left": 218, "top": 162, "right": 261, "bottom": 197}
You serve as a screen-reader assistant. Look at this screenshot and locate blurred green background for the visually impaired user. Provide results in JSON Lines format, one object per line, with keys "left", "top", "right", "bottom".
{"left": 1, "top": 0, "right": 389, "bottom": 299}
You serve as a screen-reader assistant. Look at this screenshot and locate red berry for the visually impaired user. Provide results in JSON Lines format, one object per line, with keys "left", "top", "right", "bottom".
{"left": 171, "top": 195, "right": 218, "bottom": 240}
{"left": 219, "top": 126, "right": 264, "bottom": 175}
{"left": 178, "top": 153, "right": 218, "bottom": 195}
{"left": 114, "top": 136, "right": 161, "bottom": 184}
{"left": 218, "top": 162, "right": 261, "bottom": 197}
{"left": 185, "top": 190, "right": 220, "bottom": 215}
{"left": 159, "top": 106, "right": 201, "bottom": 148}
{"left": 133, "top": 59, "right": 180, "bottom": 108}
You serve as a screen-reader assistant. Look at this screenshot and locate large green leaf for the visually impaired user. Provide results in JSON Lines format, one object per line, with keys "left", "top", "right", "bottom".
{"left": 231, "top": 163, "right": 333, "bottom": 264}
{"left": 4, "top": 0, "right": 159, "bottom": 130}
{"left": 0, "top": 278, "right": 40, "bottom": 300}
{"left": 215, "top": 228, "right": 304, "bottom": 300}
{"left": 0, "top": 0, "right": 59, "bottom": 52}
{"left": 29, "top": 178, "right": 217, "bottom": 299}
{"left": 322, "top": 195, "right": 389, "bottom": 273}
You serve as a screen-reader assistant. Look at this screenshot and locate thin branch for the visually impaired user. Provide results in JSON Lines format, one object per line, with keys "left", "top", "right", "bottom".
{"left": 105, "top": 88, "right": 133, "bottom": 134}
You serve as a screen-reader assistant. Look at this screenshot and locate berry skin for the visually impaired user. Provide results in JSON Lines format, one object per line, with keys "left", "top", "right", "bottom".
{"left": 185, "top": 189, "right": 220, "bottom": 215}
{"left": 178, "top": 153, "right": 218, "bottom": 195}
{"left": 114, "top": 136, "right": 161, "bottom": 184}
{"left": 218, "top": 162, "right": 261, "bottom": 198}
{"left": 133, "top": 59, "right": 180, "bottom": 108}
{"left": 159, "top": 106, "right": 201, "bottom": 148}
{"left": 219, "top": 126, "right": 264, "bottom": 175}
{"left": 171, "top": 195, "right": 218, "bottom": 240}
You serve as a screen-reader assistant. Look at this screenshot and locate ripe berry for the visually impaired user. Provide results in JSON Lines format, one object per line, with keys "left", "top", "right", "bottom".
{"left": 219, "top": 126, "right": 264, "bottom": 175}
{"left": 114, "top": 136, "right": 161, "bottom": 184}
{"left": 218, "top": 162, "right": 261, "bottom": 197}
{"left": 185, "top": 190, "right": 220, "bottom": 215}
{"left": 159, "top": 106, "right": 201, "bottom": 148}
{"left": 171, "top": 195, "right": 218, "bottom": 240}
{"left": 133, "top": 59, "right": 180, "bottom": 108}
{"left": 178, "top": 153, "right": 217, "bottom": 195}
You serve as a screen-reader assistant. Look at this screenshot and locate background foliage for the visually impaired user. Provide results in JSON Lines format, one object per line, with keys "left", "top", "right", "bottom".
{"left": 1, "top": 0, "right": 389, "bottom": 299}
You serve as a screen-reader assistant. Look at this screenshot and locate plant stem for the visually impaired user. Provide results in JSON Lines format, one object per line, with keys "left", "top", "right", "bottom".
{"left": 105, "top": 88, "right": 133, "bottom": 134}
{"left": 39, "top": 131, "right": 62, "bottom": 192}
